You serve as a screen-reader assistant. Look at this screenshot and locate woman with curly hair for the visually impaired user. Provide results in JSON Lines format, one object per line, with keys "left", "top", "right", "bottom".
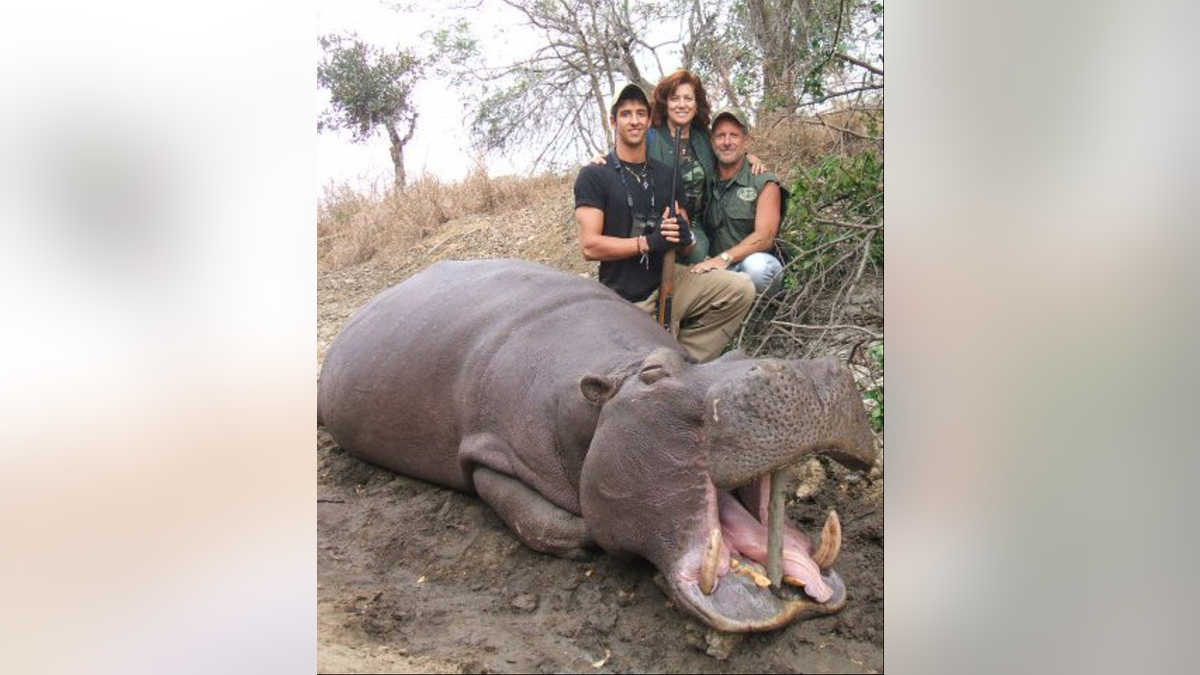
{"left": 594, "top": 70, "right": 765, "bottom": 263}
{"left": 646, "top": 70, "right": 715, "bottom": 260}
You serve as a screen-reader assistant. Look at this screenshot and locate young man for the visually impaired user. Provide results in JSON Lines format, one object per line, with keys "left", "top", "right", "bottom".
{"left": 575, "top": 85, "right": 755, "bottom": 363}
{"left": 689, "top": 107, "right": 786, "bottom": 296}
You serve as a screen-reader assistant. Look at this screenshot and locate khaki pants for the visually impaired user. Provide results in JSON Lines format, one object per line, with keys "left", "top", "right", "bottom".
{"left": 635, "top": 264, "right": 756, "bottom": 362}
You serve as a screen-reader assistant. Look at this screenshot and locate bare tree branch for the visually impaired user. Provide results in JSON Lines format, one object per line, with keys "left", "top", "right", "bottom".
{"left": 814, "top": 218, "right": 883, "bottom": 230}
{"left": 771, "top": 321, "right": 882, "bottom": 339}
{"left": 799, "top": 83, "right": 884, "bottom": 106}
{"left": 782, "top": 111, "right": 883, "bottom": 141}
{"left": 835, "top": 51, "right": 883, "bottom": 76}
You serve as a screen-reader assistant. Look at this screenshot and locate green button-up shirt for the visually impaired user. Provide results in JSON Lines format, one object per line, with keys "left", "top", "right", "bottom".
{"left": 706, "top": 159, "right": 783, "bottom": 257}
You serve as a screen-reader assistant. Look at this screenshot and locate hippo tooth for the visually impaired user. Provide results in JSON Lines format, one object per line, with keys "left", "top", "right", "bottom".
{"left": 700, "top": 528, "right": 722, "bottom": 595}
{"left": 782, "top": 574, "right": 807, "bottom": 588}
{"left": 811, "top": 510, "right": 842, "bottom": 570}
{"left": 736, "top": 563, "right": 771, "bottom": 588}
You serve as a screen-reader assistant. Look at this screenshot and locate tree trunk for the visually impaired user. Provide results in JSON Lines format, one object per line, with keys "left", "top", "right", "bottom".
{"left": 761, "top": 61, "right": 799, "bottom": 114}
{"left": 388, "top": 135, "right": 406, "bottom": 189}
{"left": 385, "top": 114, "right": 417, "bottom": 190}
{"left": 745, "top": 0, "right": 810, "bottom": 115}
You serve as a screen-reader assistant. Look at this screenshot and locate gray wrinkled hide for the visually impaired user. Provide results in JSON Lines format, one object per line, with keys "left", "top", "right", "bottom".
{"left": 318, "top": 259, "right": 680, "bottom": 514}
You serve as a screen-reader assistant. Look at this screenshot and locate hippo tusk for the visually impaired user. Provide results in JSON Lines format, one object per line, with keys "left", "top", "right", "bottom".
{"left": 700, "top": 528, "right": 722, "bottom": 595}
{"left": 811, "top": 510, "right": 842, "bottom": 570}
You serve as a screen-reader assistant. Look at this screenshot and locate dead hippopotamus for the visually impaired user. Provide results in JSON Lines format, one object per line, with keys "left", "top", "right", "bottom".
{"left": 318, "top": 259, "right": 878, "bottom": 632}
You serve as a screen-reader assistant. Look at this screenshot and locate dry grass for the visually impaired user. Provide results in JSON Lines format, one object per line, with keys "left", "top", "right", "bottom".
{"left": 318, "top": 105, "right": 882, "bottom": 272}
{"left": 317, "top": 164, "right": 571, "bottom": 271}
{"left": 752, "top": 105, "right": 883, "bottom": 185}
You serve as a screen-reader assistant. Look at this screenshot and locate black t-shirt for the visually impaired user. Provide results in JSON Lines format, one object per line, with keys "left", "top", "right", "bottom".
{"left": 574, "top": 154, "right": 682, "bottom": 302}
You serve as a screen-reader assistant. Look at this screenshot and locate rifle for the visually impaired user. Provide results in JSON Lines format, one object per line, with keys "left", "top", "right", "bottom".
{"left": 656, "top": 125, "right": 683, "bottom": 331}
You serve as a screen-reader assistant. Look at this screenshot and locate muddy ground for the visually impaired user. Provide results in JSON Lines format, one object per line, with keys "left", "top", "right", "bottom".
{"left": 317, "top": 187, "right": 884, "bottom": 673}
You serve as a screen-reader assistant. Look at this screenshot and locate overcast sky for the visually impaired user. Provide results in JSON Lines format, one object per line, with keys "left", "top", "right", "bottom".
{"left": 316, "top": 0, "right": 545, "bottom": 197}
{"left": 316, "top": 0, "right": 687, "bottom": 199}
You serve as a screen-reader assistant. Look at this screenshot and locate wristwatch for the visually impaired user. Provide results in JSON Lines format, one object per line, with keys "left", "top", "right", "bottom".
{"left": 719, "top": 252, "right": 732, "bottom": 264}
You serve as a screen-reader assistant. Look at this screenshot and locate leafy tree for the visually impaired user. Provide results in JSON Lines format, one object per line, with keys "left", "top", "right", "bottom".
{"left": 318, "top": 34, "right": 423, "bottom": 189}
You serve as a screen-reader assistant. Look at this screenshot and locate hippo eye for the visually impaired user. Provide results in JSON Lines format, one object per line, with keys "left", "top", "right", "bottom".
{"left": 640, "top": 364, "right": 669, "bottom": 384}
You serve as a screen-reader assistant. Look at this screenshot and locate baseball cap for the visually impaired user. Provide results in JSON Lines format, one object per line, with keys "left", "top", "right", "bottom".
{"left": 711, "top": 106, "right": 751, "bottom": 131}
{"left": 609, "top": 83, "right": 650, "bottom": 116}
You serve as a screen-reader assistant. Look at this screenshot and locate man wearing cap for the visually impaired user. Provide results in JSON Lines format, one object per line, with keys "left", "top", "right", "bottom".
{"left": 575, "top": 84, "right": 755, "bottom": 362}
{"left": 689, "top": 107, "right": 786, "bottom": 296}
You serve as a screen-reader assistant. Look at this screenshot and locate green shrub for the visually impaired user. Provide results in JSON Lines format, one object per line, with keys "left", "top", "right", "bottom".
{"left": 862, "top": 343, "right": 884, "bottom": 430}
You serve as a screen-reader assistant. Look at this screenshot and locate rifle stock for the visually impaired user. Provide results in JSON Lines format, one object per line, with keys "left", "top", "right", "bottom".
{"left": 658, "top": 249, "right": 675, "bottom": 329}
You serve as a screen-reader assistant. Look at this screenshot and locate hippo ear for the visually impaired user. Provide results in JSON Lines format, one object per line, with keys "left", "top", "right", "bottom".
{"left": 580, "top": 374, "right": 620, "bottom": 404}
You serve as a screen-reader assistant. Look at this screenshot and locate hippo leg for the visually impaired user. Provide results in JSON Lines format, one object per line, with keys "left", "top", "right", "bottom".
{"left": 472, "top": 467, "right": 596, "bottom": 561}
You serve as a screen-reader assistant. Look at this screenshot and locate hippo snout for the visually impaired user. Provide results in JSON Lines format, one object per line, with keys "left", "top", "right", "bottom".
{"left": 704, "top": 358, "right": 877, "bottom": 490}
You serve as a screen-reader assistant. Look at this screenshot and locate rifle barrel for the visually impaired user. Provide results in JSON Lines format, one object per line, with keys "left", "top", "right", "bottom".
{"left": 657, "top": 126, "right": 683, "bottom": 331}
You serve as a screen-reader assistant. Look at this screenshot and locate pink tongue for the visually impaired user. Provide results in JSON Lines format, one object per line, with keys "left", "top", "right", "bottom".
{"left": 716, "top": 492, "right": 833, "bottom": 603}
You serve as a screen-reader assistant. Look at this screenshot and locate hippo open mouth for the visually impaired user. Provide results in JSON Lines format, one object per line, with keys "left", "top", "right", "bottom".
{"left": 658, "top": 355, "right": 875, "bottom": 632}
{"left": 580, "top": 350, "right": 876, "bottom": 632}
{"left": 666, "top": 471, "right": 850, "bottom": 633}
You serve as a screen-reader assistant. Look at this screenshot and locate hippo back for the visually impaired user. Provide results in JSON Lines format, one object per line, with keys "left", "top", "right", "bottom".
{"left": 318, "top": 259, "right": 681, "bottom": 495}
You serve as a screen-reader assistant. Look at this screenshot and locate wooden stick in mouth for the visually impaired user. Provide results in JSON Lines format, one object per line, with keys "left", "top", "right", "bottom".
{"left": 766, "top": 468, "right": 788, "bottom": 595}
